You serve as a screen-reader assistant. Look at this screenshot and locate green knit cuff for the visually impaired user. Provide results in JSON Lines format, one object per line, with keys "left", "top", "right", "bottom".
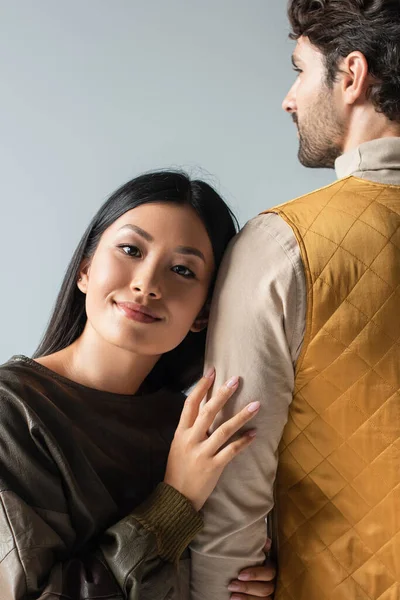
{"left": 133, "top": 483, "right": 203, "bottom": 563}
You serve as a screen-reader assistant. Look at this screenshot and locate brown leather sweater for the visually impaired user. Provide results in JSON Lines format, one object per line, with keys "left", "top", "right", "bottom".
{"left": 0, "top": 356, "right": 203, "bottom": 600}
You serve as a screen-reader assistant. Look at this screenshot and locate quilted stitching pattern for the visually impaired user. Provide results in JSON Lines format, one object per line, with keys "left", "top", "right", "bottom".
{"left": 269, "top": 177, "right": 400, "bottom": 600}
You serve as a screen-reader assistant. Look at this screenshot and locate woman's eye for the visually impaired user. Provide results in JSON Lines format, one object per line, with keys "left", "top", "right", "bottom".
{"left": 293, "top": 67, "right": 302, "bottom": 76}
{"left": 172, "top": 265, "right": 196, "bottom": 279}
{"left": 119, "top": 245, "right": 141, "bottom": 257}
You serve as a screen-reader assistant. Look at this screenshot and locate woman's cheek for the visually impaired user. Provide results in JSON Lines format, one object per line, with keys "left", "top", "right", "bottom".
{"left": 92, "top": 254, "right": 126, "bottom": 293}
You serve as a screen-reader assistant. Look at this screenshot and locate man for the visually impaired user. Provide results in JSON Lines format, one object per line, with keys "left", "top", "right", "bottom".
{"left": 190, "top": 1, "right": 400, "bottom": 598}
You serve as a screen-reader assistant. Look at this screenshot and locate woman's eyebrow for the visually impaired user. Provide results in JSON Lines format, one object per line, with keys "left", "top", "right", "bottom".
{"left": 118, "top": 225, "right": 206, "bottom": 262}
{"left": 175, "top": 246, "right": 206, "bottom": 262}
{"left": 118, "top": 224, "right": 153, "bottom": 242}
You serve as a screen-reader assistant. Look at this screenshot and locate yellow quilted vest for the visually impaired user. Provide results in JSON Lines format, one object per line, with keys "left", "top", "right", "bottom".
{"left": 265, "top": 176, "right": 400, "bottom": 600}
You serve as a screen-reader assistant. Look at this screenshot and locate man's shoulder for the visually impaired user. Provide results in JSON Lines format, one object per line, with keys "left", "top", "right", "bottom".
{"left": 231, "top": 212, "right": 300, "bottom": 261}
{"left": 218, "top": 212, "right": 303, "bottom": 290}
{"left": 234, "top": 178, "right": 347, "bottom": 244}
{"left": 265, "top": 177, "right": 349, "bottom": 214}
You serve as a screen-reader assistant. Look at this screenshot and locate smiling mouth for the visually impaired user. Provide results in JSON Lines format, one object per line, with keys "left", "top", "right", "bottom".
{"left": 115, "top": 302, "right": 162, "bottom": 324}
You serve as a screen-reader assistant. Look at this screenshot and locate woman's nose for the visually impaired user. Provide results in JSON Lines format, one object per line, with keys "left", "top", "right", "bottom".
{"left": 131, "top": 266, "right": 162, "bottom": 299}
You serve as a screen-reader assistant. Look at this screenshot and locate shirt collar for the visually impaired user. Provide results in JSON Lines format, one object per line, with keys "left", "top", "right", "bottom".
{"left": 335, "top": 137, "right": 400, "bottom": 185}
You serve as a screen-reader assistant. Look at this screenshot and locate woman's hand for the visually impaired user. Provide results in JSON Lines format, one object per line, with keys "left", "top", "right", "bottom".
{"left": 164, "top": 368, "right": 260, "bottom": 511}
{"left": 227, "top": 540, "right": 276, "bottom": 599}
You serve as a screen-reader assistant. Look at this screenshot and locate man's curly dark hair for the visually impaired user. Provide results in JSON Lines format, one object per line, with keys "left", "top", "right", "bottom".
{"left": 288, "top": 0, "right": 400, "bottom": 122}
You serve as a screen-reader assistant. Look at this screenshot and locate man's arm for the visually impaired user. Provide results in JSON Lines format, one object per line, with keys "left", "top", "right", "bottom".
{"left": 190, "top": 213, "right": 306, "bottom": 599}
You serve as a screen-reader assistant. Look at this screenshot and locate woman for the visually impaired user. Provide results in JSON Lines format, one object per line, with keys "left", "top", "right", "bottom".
{"left": 0, "top": 171, "right": 274, "bottom": 600}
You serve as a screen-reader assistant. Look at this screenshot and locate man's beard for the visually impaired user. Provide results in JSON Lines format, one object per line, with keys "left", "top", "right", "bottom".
{"left": 294, "top": 89, "right": 346, "bottom": 169}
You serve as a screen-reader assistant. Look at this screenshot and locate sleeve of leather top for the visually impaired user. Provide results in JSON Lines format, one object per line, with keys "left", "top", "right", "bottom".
{"left": 0, "top": 391, "right": 203, "bottom": 600}
{"left": 190, "top": 213, "right": 306, "bottom": 600}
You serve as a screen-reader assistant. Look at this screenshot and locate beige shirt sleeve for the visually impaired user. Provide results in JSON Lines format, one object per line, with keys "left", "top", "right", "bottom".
{"left": 189, "top": 213, "right": 306, "bottom": 599}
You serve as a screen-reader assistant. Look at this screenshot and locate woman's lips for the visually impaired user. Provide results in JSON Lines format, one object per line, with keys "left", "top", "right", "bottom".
{"left": 115, "top": 302, "right": 161, "bottom": 324}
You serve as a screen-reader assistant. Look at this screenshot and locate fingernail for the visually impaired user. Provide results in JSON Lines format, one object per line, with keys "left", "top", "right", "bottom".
{"left": 228, "top": 583, "right": 241, "bottom": 592}
{"left": 247, "top": 401, "right": 260, "bottom": 413}
{"left": 238, "top": 572, "right": 251, "bottom": 581}
{"left": 204, "top": 367, "right": 215, "bottom": 379}
{"left": 226, "top": 376, "right": 239, "bottom": 389}
{"left": 246, "top": 429, "right": 257, "bottom": 438}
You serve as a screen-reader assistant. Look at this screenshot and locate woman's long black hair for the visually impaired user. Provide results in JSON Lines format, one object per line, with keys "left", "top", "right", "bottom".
{"left": 33, "top": 171, "right": 238, "bottom": 392}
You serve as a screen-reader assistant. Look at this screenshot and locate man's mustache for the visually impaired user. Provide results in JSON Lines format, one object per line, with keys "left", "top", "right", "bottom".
{"left": 292, "top": 113, "right": 298, "bottom": 125}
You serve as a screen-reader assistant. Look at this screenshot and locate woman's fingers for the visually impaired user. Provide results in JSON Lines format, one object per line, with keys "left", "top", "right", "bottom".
{"left": 229, "top": 585, "right": 275, "bottom": 600}
{"left": 263, "top": 538, "right": 272, "bottom": 554}
{"left": 238, "top": 562, "right": 276, "bottom": 583}
{"left": 191, "top": 375, "right": 240, "bottom": 439}
{"left": 207, "top": 401, "right": 260, "bottom": 456}
{"left": 165, "top": 369, "right": 261, "bottom": 511}
{"left": 228, "top": 559, "right": 276, "bottom": 598}
{"left": 178, "top": 368, "right": 215, "bottom": 430}
{"left": 213, "top": 428, "right": 257, "bottom": 468}
{"left": 228, "top": 579, "right": 275, "bottom": 598}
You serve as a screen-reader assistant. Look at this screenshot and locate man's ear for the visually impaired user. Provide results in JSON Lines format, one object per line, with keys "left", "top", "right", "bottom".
{"left": 190, "top": 302, "right": 211, "bottom": 333}
{"left": 77, "top": 259, "right": 91, "bottom": 294}
{"left": 340, "top": 51, "right": 373, "bottom": 106}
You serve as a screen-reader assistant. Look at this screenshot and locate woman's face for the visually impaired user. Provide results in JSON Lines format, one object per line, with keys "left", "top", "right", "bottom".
{"left": 78, "top": 202, "right": 215, "bottom": 357}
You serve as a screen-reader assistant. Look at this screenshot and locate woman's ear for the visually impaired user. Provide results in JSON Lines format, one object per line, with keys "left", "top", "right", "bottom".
{"left": 190, "top": 302, "right": 210, "bottom": 333}
{"left": 77, "top": 259, "right": 90, "bottom": 294}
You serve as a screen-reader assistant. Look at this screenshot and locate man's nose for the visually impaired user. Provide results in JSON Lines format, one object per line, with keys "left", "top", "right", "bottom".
{"left": 282, "top": 82, "right": 297, "bottom": 113}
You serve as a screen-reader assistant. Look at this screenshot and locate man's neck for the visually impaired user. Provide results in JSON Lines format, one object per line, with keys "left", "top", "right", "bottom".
{"left": 342, "top": 105, "right": 400, "bottom": 156}
{"left": 335, "top": 136, "right": 400, "bottom": 185}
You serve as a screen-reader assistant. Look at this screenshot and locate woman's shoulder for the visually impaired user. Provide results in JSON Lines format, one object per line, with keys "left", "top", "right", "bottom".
{"left": 0, "top": 355, "right": 49, "bottom": 422}
{"left": 0, "top": 355, "right": 47, "bottom": 399}
{"left": 1, "top": 354, "right": 34, "bottom": 389}
{"left": 0, "top": 357, "right": 55, "bottom": 467}
{"left": 0, "top": 355, "right": 70, "bottom": 437}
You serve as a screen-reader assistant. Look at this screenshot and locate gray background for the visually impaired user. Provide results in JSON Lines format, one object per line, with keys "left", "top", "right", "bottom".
{"left": 0, "top": 0, "right": 333, "bottom": 361}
